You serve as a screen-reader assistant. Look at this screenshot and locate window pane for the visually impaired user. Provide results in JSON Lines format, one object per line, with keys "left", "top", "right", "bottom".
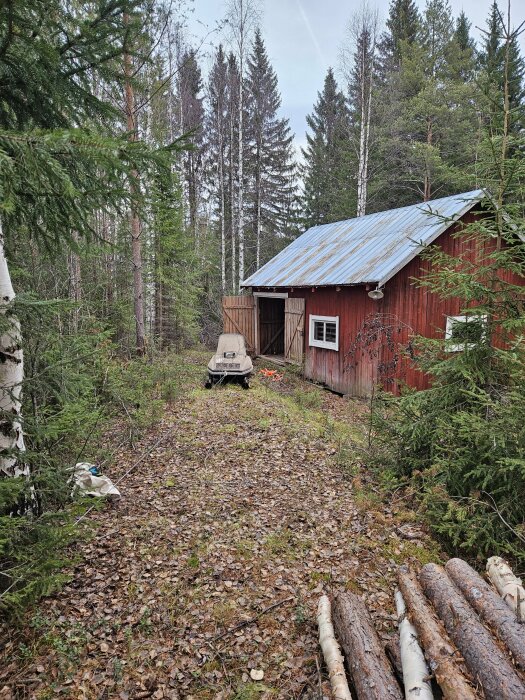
{"left": 451, "top": 317, "right": 484, "bottom": 344}
{"left": 313, "top": 321, "right": 324, "bottom": 341}
{"left": 325, "top": 322, "right": 337, "bottom": 343}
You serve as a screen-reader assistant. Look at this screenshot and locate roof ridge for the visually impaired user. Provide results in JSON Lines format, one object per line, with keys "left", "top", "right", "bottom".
{"left": 308, "top": 189, "right": 485, "bottom": 231}
{"left": 242, "top": 189, "right": 486, "bottom": 289}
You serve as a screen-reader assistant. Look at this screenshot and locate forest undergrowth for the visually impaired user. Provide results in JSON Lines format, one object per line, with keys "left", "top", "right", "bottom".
{"left": 0, "top": 352, "right": 442, "bottom": 700}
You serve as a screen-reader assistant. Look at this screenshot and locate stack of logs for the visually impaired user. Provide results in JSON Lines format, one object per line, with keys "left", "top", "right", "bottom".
{"left": 317, "top": 556, "right": 525, "bottom": 699}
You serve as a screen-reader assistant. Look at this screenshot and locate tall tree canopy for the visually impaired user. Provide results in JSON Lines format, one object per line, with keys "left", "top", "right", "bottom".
{"left": 301, "top": 68, "right": 353, "bottom": 227}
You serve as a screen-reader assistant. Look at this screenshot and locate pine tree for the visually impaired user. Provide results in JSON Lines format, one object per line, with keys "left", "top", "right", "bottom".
{"left": 245, "top": 30, "right": 295, "bottom": 271}
{"left": 302, "top": 69, "right": 353, "bottom": 227}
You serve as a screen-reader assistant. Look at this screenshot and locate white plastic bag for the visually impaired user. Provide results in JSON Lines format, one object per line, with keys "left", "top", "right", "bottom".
{"left": 72, "top": 462, "right": 121, "bottom": 498}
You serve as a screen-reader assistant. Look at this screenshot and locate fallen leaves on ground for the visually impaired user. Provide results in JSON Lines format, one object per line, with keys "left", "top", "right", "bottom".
{"left": 0, "top": 368, "right": 438, "bottom": 700}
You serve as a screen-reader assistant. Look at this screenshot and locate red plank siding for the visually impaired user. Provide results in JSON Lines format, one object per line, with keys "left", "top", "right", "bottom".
{"left": 253, "top": 212, "right": 523, "bottom": 396}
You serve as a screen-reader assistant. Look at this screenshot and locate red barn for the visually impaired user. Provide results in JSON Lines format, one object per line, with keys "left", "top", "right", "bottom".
{"left": 222, "top": 190, "right": 521, "bottom": 396}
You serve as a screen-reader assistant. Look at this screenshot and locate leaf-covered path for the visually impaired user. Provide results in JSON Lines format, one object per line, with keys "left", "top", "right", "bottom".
{"left": 1, "top": 365, "right": 439, "bottom": 699}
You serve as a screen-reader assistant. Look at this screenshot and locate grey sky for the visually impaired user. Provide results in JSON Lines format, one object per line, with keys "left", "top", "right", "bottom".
{"left": 188, "top": 0, "right": 525, "bottom": 156}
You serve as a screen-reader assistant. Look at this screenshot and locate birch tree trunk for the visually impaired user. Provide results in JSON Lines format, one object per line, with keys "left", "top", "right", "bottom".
{"left": 219, "top": 135, "right": 226, "bottom": 293}
{"left": 228, "top": 0, "right": 258, "bottom": 292}
{"left": 255, "top": 143, "right": 261, "bottom": 269}
{"left": 342, "top": 4, "right": 377, "bottom": 218}
{"left": 356, "top": 28, "right": 375, "bottom": 217}
{"left": 68, "top": 230, "right": 82, "bottom": 333}
{"left": 237, "top": 59, "right": 244, "bottom": 293}
{"left": 229, "top": 106, "right": 237, "bottom": 294}
{"left": 0, "top": 221, "right": 28, "bottom": 478}
{"left": 423, "top": 117, "right": 432, "bottom": 202}
{"left": 124, "top": 14, "right": 146, "bottom": 356}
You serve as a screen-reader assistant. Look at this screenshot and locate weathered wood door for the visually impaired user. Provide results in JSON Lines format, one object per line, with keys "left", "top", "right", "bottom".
{"left": 222, "top": 296, "right": 255, "bottom": 353}
{"left": 284, "top": 297, "right": 305, "bottom": 364}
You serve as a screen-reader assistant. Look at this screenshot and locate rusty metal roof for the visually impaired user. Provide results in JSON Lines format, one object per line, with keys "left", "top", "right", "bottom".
{"left": 242, "top": 190, "right": 486, "bottom": 288}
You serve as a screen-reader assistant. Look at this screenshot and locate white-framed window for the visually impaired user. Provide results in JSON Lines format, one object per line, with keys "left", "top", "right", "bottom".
{"left": 309, "top": 315, "right": 339, "bottom": 351}
{"left": 445, "top": 314, "right": 488, "bottom": 352}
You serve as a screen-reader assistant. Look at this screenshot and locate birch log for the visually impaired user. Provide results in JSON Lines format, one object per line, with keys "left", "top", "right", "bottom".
{"left": 395, "top": 590, "right": 434, "bottom": 700}
{"left": 0, "top": 222, "right": 27, "bottom": 478}
{"left": 420, "top": 563, "right": 525, "bottom": 700}
{"left": 487, "top": 556, "right": 525, "bottom": 622}
{"left": 397, "top": 567, "right": 478, "bottom": 700}
{"left": 317, "top": 595, "right": 353, "bottom": 700}
{"left": 332, "top": 591, "right": 403, "bottom": 700}
{"left": 446, "top": 558, "right": 525, "bottom": 669}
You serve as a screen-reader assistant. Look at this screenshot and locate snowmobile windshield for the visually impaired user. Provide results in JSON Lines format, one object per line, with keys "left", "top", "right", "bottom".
{"left": 216, "top": 333, "right": 247, "bottom": 357}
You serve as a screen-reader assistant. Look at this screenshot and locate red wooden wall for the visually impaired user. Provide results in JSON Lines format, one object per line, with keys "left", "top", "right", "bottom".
{"left": 253, "top": 212, "right": 523, "bottom": 396}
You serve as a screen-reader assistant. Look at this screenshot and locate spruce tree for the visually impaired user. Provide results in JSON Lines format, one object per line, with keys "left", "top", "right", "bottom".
{"left": 421, "top": 0, "right": 453, "bottom": 78}
{"left": 478, "top": 1, "right": 525, "bottom": 134}
{"left": 207, "top": 45, "right": 230, "bottom": 292}
{"left": 245, "top": 30, "right": 295, "bottom": 271}
{"left": 447, "top": 11, "right": 477, "bottom": 80}
{"left": 378, "top": 0, "right": 421, "bottom": 72}
{"left": 226, "top": 52, "right": 241, "bottom": 291}
{"left": 178, "top": 50, "right": 205, "bottom": 243}
{"left": 301, "top": 69, "right": 353, "bottom": 227}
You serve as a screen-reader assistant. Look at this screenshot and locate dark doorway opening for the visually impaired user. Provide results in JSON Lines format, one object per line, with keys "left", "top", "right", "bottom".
{"left": 258, "top": 297, "right": 285, "bottom": 356}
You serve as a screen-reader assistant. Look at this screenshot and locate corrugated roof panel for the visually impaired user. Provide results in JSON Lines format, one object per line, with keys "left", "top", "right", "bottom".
{"left": 242, "top": 190, "right": 485, "bottom": 288}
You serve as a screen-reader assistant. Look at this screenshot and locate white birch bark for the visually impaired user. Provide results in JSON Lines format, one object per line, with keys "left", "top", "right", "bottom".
{"left": 256, "top": 188, "right": 261, "bottom": 270}
{"left": 217, "top": 95, "right": 227, "bottom": 293}
{"left": 227, "top": 0, "right": 258, "bottom": 292}
{"left": 0, "top": 221, "right": 28, "bottom": 478}
{"left": 230, "top": 106, "right": 237, "bottom": 293}
{"left": 395, "top": 590, "right": 434, "bottom": 700}
{"left": 255, "top": 141, "right": 261, "bottom": 269}
{"left": 357, "top": 61, "right": 373, "bottom": 217}
{"left": 237, "top": 44, "right": 245, "bottom": 293}
{"left": 341, "top": 3, "right": 377, "bottom": 218}
{"left": 68, "top": 230, "right": 82, "bottom": 333}
{"left": 317, "top": 595, "right": 353, "bottom": 700}
{"left": 487, "top": 556, "right": 525, "bottom": 621}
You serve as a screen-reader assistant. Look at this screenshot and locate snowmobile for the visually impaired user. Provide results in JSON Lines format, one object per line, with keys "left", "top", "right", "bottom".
{"left": 205, "top": 333, "right": 253, "bottom": 389}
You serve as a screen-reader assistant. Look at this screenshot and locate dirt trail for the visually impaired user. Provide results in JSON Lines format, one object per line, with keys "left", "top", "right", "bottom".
{"left": 1, "top": 370, "right": 438, "bottom": 700}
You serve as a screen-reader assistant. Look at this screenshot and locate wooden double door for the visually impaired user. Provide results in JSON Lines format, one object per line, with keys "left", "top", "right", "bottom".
{"left": 222, "top": 295, "right": 305, "bottom": 365}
